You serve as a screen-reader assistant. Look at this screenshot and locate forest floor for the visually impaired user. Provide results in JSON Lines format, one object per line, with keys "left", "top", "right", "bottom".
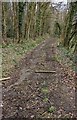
{"left": 2, "top": 35, "right": 47, "bottom": 77}
{"left": 2, "top": 38, "right": 76, "bottom": 119}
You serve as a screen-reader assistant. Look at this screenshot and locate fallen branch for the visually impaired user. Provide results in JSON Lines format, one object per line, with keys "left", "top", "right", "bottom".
{"left": 35, "top": 70, "right": 56, "bottom": 73}
{"left": 0, "top": 77, "right": 10, "bottom": 81}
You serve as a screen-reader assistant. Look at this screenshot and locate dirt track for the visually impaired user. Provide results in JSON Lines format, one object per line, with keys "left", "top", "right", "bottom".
{"left": 2, "top": 39, "right": 76, "bottom": 118}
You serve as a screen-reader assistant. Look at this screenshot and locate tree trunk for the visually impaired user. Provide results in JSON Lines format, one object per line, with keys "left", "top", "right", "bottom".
{"left": 2, "top": 2, "right": 7, "bottom": 44}
{"left": 12, "top": 2, "right": 19, "bottom": 43}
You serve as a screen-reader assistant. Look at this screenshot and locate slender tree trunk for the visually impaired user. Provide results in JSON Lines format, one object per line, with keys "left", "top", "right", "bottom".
{"left": 2, "top": 2, "right": 7, "bottom": 44}
{"left": 12, "top": 2, "right": 19, "bottom": 43}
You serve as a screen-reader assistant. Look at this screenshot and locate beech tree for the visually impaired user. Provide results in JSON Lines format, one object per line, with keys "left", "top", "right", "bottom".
{"left": 63, "top": 2, "right": 77, "bottom": 52}
{"left": 2, "top": 2, "right": 52, "bottom": 44}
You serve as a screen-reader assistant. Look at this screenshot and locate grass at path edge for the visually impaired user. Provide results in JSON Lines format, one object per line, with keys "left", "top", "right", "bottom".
{"left": 2, "top": 35, "right": 49, "bottom": 77}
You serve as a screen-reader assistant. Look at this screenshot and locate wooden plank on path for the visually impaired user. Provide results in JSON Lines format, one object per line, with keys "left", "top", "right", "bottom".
{"left": 35, "top": 70, "right": 56, "bottom": 73}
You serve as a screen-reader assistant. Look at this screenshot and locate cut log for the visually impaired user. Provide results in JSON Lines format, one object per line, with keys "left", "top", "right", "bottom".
{"left": 0, "top": 77, "right": 10, "bottom": 81}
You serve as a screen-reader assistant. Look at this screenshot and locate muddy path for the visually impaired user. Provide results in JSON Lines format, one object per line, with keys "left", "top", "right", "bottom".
{"left": 2, "top": 38, "right": 76, "bottom": 119}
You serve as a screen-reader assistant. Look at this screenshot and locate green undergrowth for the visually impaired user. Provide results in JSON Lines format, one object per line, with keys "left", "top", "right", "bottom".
{"left": 2, "top": 34, "right": 49, "bottom": 77}
{"left": 56, "top": 41, "right": 75, "bottom": 72}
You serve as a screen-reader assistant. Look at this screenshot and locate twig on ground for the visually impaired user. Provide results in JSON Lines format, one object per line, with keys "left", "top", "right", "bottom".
{"left": 0, "top": 77, "right": 10, "bottom": 81}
